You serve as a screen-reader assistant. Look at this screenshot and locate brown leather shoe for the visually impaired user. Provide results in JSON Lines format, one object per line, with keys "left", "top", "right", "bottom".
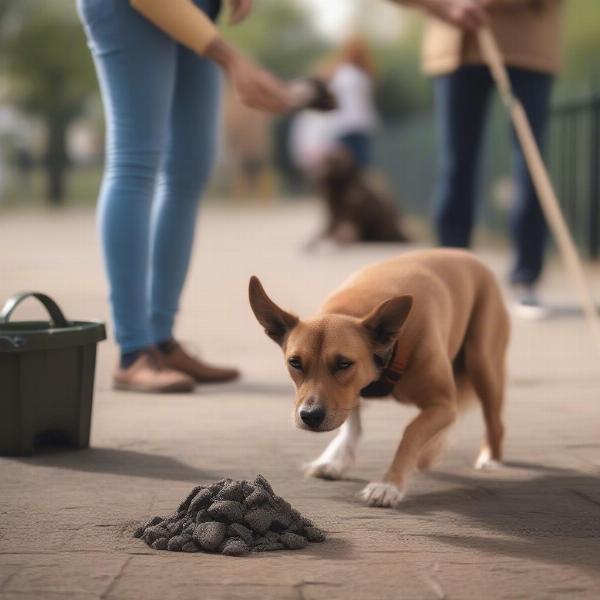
{"left": 113, "top": 350, "right": 195, "bottom": 393}
{"left": 160, "top": 340, "right": 240, "bottom": 384}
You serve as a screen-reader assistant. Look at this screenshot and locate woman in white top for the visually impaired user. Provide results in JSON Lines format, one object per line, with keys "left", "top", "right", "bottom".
{"left": 328, "top": 37, "right": 379, "bottom": 167}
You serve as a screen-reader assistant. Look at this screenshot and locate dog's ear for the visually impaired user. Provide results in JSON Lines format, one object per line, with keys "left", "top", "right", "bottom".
{"left": 249, "top": 276, "right": 299, "bottom": 346}
{"left": 362, "top": 296, "right": 413, "bottom": 350}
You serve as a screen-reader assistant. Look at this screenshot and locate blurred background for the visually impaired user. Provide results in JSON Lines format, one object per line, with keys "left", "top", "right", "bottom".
{"left": 0, "top": 0, "right": 599, "bottom": 255}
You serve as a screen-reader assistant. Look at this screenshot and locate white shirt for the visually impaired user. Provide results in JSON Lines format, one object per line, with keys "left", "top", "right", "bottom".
{"left": 328, "top": 63, "right": 379, "bottom": 137}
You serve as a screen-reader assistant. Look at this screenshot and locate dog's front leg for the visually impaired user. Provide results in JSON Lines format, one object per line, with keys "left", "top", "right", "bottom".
{"left": 361, "top": 402, "right": 456, "bottom": 507}
{"left": 304, "top": 407, "right": 361, "bottom": 480}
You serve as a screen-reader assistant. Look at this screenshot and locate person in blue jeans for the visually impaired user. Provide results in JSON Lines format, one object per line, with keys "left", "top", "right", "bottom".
{"left": 78, "top": 0, "right": 294, "bottom": 393}
{"left": 391, "top": 0, "right": 563, "bottom": 316}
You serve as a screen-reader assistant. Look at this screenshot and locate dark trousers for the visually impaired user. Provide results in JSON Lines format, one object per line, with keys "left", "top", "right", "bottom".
{"left": 338, "top": 131, "right": 372, "bottom": 167}
{"left": 433, "top": 65, "right": 553, "bottom": 285}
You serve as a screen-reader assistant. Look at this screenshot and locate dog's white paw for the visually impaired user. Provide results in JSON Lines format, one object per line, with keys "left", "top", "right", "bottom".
{"left": 359, "top": 481, "right": 405, "bottom": 508}
{"left": 303, "top": 459, "right": 348, "bottom": 480}
{"left": 474, "top": 447, "right": 502, "bottom": 470}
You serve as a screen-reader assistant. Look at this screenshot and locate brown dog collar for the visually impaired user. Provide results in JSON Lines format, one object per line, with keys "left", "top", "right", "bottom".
{"left": 360, "top": 342, "right": 408, "bottom": 398}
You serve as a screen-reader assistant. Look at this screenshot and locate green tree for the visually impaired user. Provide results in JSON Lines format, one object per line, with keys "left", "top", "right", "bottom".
{"left": 561, "top": 0, "right": 600, "bottom": 95}
{"left": 372, "top": 16, "right": 431, "bottom": 123}
{"left": 1, "top": 1, "right": 96, "bottom": 204}
{"left": 221, "top": 0, "right": 330, "bottom": 79}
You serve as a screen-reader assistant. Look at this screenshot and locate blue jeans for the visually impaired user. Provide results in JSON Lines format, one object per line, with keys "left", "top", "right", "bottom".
{"left": 337, "top": 132, "right": 372, "bottom": 167}
{"left": 433, "top": 65, "right": 553, "bottom": 285}
{"left": 77, "top": 0, "right": 221, "bottom": 353}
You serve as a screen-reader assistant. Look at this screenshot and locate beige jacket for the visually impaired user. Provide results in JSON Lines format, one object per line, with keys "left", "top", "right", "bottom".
{"left": 420, "top": 0, "right": 563, "bottom": 76}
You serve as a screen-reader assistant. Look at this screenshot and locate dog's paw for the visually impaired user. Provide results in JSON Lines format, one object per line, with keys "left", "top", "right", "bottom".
{"left": 474, "top": 446, "right": 502, "bottom": 471}
{"left": 303, "top": 460, "right": 348, "bottom": 480}
{"left": 359, "top": 482, "right": 405, "bottom": 508}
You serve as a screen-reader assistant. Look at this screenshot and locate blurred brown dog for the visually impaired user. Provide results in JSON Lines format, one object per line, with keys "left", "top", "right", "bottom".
{"left": 307, "top": 148, "right": 410, "bottom": 249}
{"left": 249, "top": 249, "right": 509, "bottom": 507}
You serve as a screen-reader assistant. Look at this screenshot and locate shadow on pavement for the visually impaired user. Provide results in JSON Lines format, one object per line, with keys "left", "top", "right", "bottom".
{"left": 397, "top": 464, "right": 600, "bottom": 574}
{"left": 223, "top": 380, "right": 294, "bottom": 397}
{"left": 16, "top": 446, "right": 221, "bottom": 482}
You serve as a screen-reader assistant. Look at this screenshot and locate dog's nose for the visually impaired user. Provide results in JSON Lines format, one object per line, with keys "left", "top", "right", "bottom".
{"left": 299, "top": 405, "right": 326, "bottom": 429}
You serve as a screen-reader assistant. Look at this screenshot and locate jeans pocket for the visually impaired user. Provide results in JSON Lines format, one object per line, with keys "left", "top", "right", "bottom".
{"left": 77, "top": 0, "right": 116, "bottom": 28}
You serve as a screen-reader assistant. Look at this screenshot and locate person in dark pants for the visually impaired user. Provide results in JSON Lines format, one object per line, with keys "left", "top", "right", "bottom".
{"left": 434, "top": 65, "right": 552, "bottom": 289}
{"left": 390, "top": 0, "right": 563, "bottom": 316}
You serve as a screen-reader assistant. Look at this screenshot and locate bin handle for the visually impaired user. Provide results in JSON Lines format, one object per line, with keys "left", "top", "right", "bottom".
{"left": 0, "top": 292, "right": 69, "bottom": 328}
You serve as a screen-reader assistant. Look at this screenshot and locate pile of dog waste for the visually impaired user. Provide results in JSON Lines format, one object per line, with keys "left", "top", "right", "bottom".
{"left": 134, "top": 474, "right": 326, "bottom": 556}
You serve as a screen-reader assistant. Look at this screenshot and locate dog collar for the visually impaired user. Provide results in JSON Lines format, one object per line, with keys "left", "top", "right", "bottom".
{"left": 360, "top": 341, "right": 408, "bottom": 398}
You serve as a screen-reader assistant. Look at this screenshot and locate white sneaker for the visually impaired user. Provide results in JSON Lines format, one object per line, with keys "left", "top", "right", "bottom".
{"left": 511, "top": 285, "right": 550, "bottom": 320}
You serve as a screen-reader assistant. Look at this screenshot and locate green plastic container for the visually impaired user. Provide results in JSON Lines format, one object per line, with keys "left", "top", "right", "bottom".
{"left": 0, "top": 292, "right": 106, "bottom": 456}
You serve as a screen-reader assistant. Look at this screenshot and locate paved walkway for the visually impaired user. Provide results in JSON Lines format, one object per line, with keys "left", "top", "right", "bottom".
{"left": 1, "top": 204, "right": 600, "bottom": 600}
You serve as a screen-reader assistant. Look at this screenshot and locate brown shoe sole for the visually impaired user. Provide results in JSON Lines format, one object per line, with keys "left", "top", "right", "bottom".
{"left": 113, "top": 379, "right": 195, "bottom": 394}
{"left": 193, "top": 371, "right": 240, "bottom": 385}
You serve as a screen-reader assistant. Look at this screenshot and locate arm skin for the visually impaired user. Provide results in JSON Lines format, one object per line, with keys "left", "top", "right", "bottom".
{"left": 129, "top": 0, "right": 293, "bottom": 112}
{"left": 130, "top": 0, "right": 219, "bottom": 55}
{"left": 388, "top": 0, "right": 488, "bottom": 27}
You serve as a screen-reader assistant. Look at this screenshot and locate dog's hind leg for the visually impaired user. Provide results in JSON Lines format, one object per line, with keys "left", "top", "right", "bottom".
{"left": 417, "top": 369, "right": 474, "bottom": 471}
{"left": 417, "top": 428, "right": 450, "bottom": 471}
{"left": 472, "top": 370, "right": 505, "bottom": 470}
{"left": 304, "top": 407, "right": 361, "bottom": 480}
{"left": 465, "top": 295, "right": 509, "bottom": 470}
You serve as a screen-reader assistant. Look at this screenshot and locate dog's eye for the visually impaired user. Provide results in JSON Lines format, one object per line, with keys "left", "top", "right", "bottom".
{"left": 288, "top": 357, "right": 303, "bottom": 371}
{"left": 336, "top": 358, "right": 354, "bottom": 371}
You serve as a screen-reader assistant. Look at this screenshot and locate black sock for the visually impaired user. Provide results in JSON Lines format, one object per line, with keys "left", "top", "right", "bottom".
{"left": 156, "top": 338, "right": 177, "bottom": 355}
{"left": 120, "top": 349, "right": 145, "bottom": 369}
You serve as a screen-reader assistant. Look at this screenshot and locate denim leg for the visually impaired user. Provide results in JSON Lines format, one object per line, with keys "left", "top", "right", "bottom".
{"left": 148, "top": 42, "right": 222, "bottom": 343}
{"left": 337, "top": 132, "right": 372, "bottom": 167}
{"left": 80, "top": 2, "right": 177, "bottom": 352}
{"left": 433, "top": 66, "right": 494, "bottom": 247}
{"left": 508, "top": 68, "right": 553, "bottom": 285}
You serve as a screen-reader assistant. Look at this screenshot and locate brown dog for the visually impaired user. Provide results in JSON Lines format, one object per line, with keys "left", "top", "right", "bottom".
{"left": 249, "top": 249, "right": 509, "bottom": 507}
{"left": 307, "top": 147, "right": 410, "bottom": 249}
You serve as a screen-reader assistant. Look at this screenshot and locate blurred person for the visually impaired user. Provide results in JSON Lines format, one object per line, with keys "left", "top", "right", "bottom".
{"left": 391, "top": 0, "right": 562, "bottom": 316}
{"left": 327, "top": 36, "right": 379, "bottom": 167}
{"left": 77, "top": 0, "right": 294, "bottom": 393}
{"left": 0, "top": 145, "right": 5, "bottom": 203}
{"left": 289, "top": 109, "right": 335, "bottom": 174}
{"left": 14, "top": 144, "right": 34, "bottom": 192}
{"left": 223, "top": 85, "right": 273, "bottom": 200}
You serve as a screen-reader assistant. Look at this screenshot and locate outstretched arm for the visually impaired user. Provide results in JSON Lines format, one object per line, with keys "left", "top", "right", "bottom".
{"left": 129, "top": 0, "right": 294, "bottom": 112}
{"left": 388, "top": 0, "right": 489, "bottom": 30}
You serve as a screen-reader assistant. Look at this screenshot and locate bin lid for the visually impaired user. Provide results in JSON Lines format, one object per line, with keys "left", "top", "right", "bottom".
{"left": 0, "top": 292, "right": 107, "bottom": 353}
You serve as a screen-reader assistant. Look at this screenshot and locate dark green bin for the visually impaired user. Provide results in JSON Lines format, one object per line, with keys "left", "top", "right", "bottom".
{"left": 0, "top": 292, "right": 106, "bottom": 456}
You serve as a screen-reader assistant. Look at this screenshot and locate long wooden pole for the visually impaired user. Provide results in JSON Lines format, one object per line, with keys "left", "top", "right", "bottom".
{"left": 478, "top": 28, "right": 600, "bottom": 355}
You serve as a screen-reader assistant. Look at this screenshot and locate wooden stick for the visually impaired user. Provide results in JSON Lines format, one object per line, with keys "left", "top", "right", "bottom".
{"left": 478, "top": 28, "right": 600, "bottom": 355}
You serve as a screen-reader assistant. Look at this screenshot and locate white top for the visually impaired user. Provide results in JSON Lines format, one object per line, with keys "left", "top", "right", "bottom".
{"left": 328, "top": 63, "right": 379, "bottom": 137}
{"left": 289, "top": 110, "right": 336, "bottom": 172}
{"left": 288, "top": 63, "right": 379, "bottom": 172}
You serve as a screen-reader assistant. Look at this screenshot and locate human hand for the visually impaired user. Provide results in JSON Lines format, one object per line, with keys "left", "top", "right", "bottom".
{"left": 205, "top": 37, "right": 294, "bottom": 113}
{"left": 423, "top": 0, "right": 489, "bottom": 30}
{"left": 229, "top": 55, "right": 295, "bottom": 113}
{"left": 227, "top": 0, "right": 252, "bottom": 25}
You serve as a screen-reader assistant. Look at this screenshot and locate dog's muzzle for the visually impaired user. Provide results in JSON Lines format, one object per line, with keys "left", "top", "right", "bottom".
{"left": 298, "top": 405, "right": 326, "bottom": 429}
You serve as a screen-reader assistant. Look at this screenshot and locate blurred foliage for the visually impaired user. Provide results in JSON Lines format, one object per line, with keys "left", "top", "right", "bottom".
{"left": 372, "top": 15, "right": 430, "bottom": 123}
{"left": 0, "top": 0, "right": 95, "bottom": 204}
{"left": 561, "top": 0, "right": 600, "bottom": 95}
{"left": 220, "top": 0, "right": 331, "bottom": 79}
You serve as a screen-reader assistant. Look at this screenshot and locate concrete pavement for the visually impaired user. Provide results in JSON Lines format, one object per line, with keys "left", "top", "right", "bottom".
{"left": 1, "top": 203, "right": 600, "bottom": 599}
